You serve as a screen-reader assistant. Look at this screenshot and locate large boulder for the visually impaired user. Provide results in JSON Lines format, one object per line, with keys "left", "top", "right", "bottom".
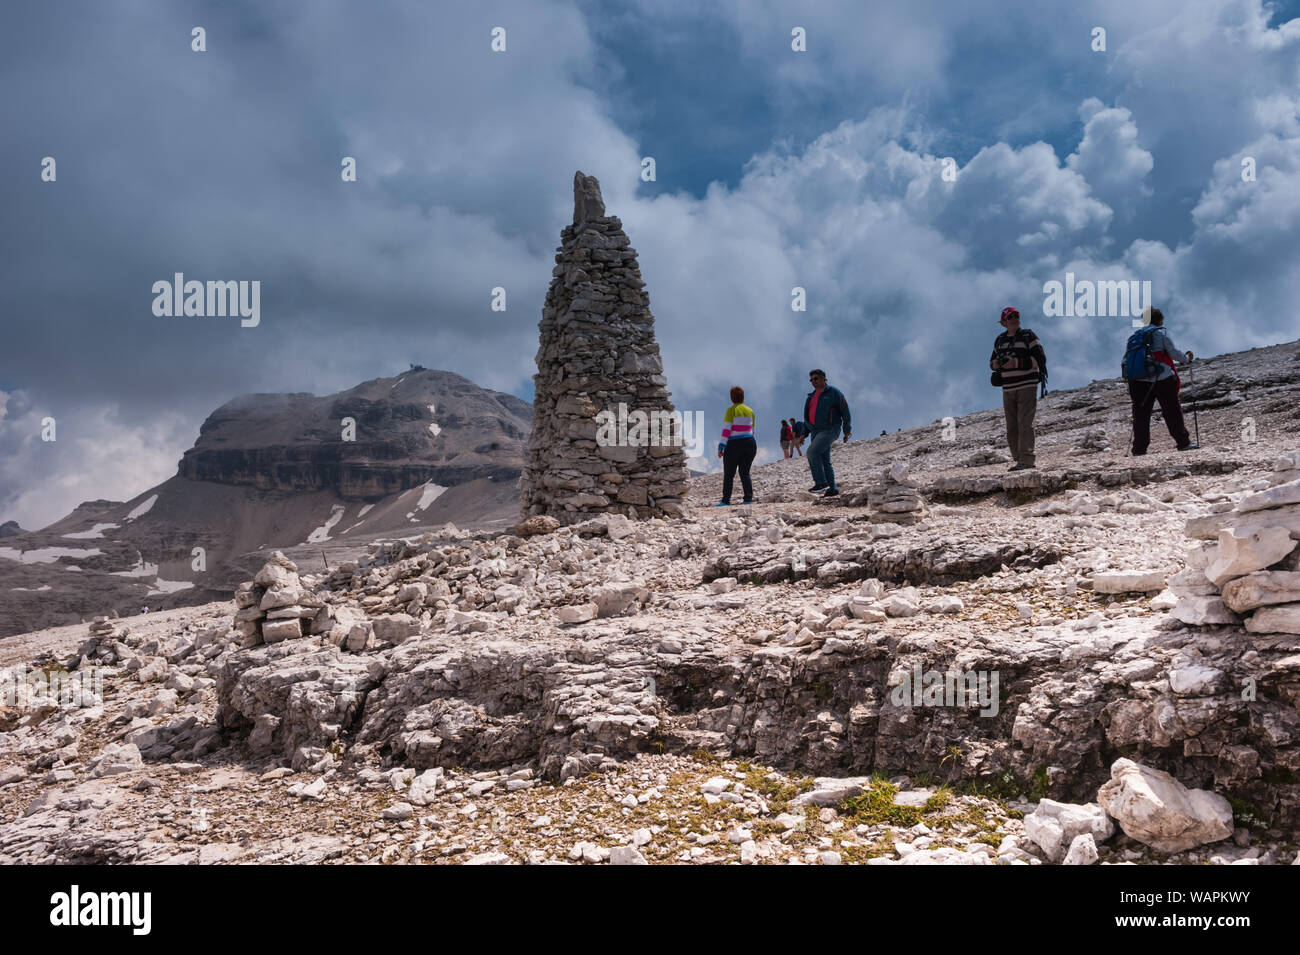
{"left": 1096, "top": 758, "right": 1233, "bottom": 853}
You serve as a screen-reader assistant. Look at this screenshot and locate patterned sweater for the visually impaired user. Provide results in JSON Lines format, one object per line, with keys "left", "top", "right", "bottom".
{"left": 990, "top": 328, "right": 1046, "bottom": 394}
{"left": 718, "top": 403, "right": 756, "bottom": 453}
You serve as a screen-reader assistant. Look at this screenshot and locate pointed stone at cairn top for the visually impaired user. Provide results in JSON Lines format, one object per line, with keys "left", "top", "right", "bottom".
{"left": 573, "top": 170, "right": 605, "bottom": 225}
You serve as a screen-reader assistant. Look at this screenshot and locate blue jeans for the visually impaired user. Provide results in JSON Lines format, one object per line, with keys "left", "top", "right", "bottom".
{"left": 807, "top": 429, "right": 837, "bottom": 488}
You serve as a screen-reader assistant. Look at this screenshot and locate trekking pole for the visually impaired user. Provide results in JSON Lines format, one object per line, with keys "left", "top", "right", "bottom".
{"left": 1188, "top": 360, "right": 1200, "bottom": 447}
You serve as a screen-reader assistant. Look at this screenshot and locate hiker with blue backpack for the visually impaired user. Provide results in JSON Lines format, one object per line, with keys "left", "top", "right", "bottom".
{"left": 1122, "top": 307, "right": 1198, "bottom": 455}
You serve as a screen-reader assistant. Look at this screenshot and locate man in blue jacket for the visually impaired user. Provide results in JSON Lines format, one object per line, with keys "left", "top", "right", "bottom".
{"left": 803, "top": 369, "right": 852, "bottom": 497}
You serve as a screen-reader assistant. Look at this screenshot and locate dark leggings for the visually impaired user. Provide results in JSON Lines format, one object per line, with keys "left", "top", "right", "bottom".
{"left": 722, "top": 438, "right": 757, "bottom": 503}
{"left": 1129, "top": 377, "right": 1190, "bottom": 453}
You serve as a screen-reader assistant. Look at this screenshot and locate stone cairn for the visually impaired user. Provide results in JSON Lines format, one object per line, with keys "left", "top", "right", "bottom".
{"left": 233, "top": 551, "right": 330, "bottom": 646}
{"left": 519, "top": 171, "right": 688, "bottom": 525}
{"left": 856, "top": 461, "right": 926, "bottom": 524}
{"left": 1169, "top": 451, "right": 1300, "bottom": 631}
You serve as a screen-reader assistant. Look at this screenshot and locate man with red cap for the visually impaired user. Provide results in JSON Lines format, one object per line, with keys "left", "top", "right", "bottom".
{"left": 989, "top": 307, "right": 1047, "bottom": 471}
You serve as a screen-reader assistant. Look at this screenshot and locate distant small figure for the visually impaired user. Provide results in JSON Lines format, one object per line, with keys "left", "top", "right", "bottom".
{"left": 140, "top": 605, "right": 149, "bottom": 615}
{"left": 790, "top": 418, "right": 807, "bottom": 456}
{"left": 780, "top": 419, "right": 795, "bottom": 458}
{"left": 880, "top": 429, "right": 887, "bottom": 436}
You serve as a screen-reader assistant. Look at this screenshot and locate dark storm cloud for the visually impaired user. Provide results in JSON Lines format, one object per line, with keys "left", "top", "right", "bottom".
{"left": 3, "top": 0, "right": 1299, "bottom": 527}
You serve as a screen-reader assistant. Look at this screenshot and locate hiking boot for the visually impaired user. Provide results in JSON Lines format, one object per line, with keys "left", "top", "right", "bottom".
{"left": 1177, "top": 442, "right": 1200, "bottom": 451}
{"left": 808, "top": 483, "right": 829, "bottom": 493}
{"left": 1008, "top": 463, "right": 1036, "bottom": 472}
{"left": 715, "top": 501, "right": 730, "bottom": 507}
{"left": 741, "top": 498, "right": 755, "bottom": 504}
{"left": 822, "top": 487, "right": 840, "bottom": 497}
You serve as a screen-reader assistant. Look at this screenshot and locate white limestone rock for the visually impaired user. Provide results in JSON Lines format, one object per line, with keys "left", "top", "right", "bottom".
{"left": 89, "top": 742, "right": 143, "bottom": 778}
{"left": 609, "top": 845, "right": 648, "bottom": 865}
{"left": 1092, "top": 570, "right": 1167, "bottom": 594}
{"left": 1023, "top": 799, "right": 1114, "bottom": 862}
{"left": 1096, "top": 758, "right": 1233, "bottom": 854}
{"left": 790, "top": 776, "right": 873, "bottom": 807}
{"left": 557, "top": 603, "right": 599, "bottom": 624}
{"left": 1170, "top": 595, "right": 1240, "bottom": 626}
{"left": 1243, "top": 603, "right": 1300, "bottom": 635}
{"left": 1220, "top": 572, "right": 1300, "bottom": 613}
{"left": 1237, "top": 478, "right": 1300, "bottom": 513}
{"left": 1205, "top": 526, "right": 1297, "bottom": 588}
{"left": 1062, "top": 832, "right": 1099, "bottom": 865}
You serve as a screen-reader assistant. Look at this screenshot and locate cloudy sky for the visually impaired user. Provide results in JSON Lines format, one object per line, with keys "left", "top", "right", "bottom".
{"left": 3, "top": 0, "right": 1299, "bottom": 529}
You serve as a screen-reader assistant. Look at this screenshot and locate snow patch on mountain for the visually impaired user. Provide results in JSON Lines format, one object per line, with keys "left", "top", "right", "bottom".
{"left": 307, "top": 505, "right": 346, "bottom": 544}
{"left": 0, "top": 546, "right": 104, "bottom": 564}
{"left": 63, "top": 523, "right": 120, "bottom": 540}
{"left": 125, "top": 494, "right": 158, "bottom": 521}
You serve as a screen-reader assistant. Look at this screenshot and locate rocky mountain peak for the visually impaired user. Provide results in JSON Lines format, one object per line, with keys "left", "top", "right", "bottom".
{"left": 179, "top": 369, "right": 530, "bottom": 497}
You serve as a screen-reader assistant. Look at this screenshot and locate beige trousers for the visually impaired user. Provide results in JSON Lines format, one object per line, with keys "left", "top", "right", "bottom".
{"left": 1002, "top": 387, "right": 1037, "bottom": 466}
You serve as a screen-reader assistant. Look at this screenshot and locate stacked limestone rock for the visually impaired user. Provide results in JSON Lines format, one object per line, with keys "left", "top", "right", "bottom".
{"left": 860, "top": 461, "right": 926, "bottom": 524}
{"left": 519, "top": 172, "right": 689, "bottom": 524}
{"left": 88, "top": 615, "right": 125, "bottom": 641}
{"left": 233, "top": 552, "right": 330, "bottom": 646}
{"left": 1170, "top": 453, "right": 1300, "bottom": 630}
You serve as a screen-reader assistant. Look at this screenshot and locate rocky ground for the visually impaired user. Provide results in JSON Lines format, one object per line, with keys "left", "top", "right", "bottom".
{"left": 3, "top": 341, "right": 1300, "bottom": 864}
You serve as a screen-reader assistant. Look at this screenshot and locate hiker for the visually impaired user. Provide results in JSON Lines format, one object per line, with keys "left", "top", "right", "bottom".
{"left": 780, "top": 419, "right": 795, "bottom": 458}
{"left": 1122, "top": 307, "right": 1198, "bottom": 454}
{"left": 803, "top": 369, "right": 852, "bottom": 497}
{"left": 989, "top": 306, "right": 1046, "bottom": 471}
{"left": 790, "top": 419, "right": 807, "bottom": 456}
{"left": 716, "top": 385, "right": 757, "bottom": 505}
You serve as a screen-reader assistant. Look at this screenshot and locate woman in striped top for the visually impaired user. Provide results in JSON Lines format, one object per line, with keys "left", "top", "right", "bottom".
{"left": 717, "top": 386, "right": 757, "bottom": 505}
